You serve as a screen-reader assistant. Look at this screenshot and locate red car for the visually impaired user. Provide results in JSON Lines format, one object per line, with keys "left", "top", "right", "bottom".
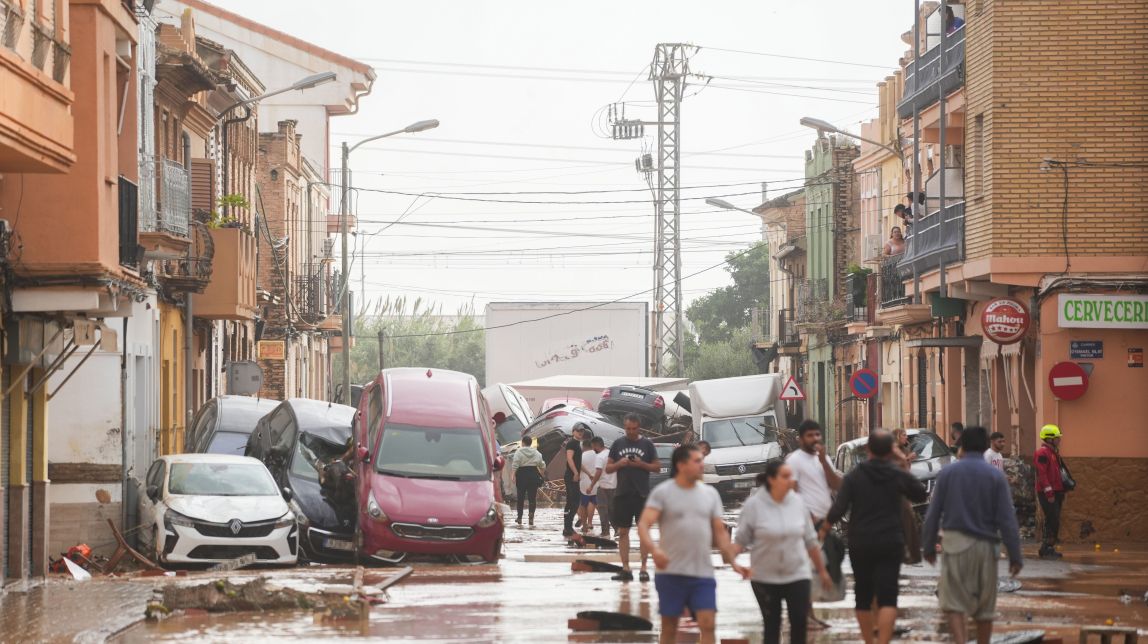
{"left": 355, "top": 368, "right": 505, "bottom": 564}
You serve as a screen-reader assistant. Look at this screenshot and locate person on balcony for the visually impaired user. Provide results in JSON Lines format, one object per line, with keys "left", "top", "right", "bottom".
{"left": 884, "top": 227, "right": 906, "bottom": 256}
{"left": 945, "top": 6, "right": 965, "bottom": 35}
{"left": 893, "top": 205, "right": 913, "bottom": 230}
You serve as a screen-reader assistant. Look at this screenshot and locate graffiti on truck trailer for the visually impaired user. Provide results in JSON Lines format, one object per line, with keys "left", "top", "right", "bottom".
{"left": 534, "top": 334, "right": 613, "bottom": 368}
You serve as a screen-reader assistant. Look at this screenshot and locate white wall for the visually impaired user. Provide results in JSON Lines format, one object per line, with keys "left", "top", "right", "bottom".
{"left": 484, "top": 302, "right": 649, "bottom": 385}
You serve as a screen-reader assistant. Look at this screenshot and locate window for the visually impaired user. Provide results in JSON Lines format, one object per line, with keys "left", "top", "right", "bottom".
{"left": 701, "top": 414, "right": 779, "bottom": 449}
{"left": 205, "top": 431, "right": 248, "bottom": 455}
{"left": 145, "top": 460, "right": 165, "bottom": 492}
{"left": 290, "top": 432, "right": 346, "bottom": 480}
{"left": 267, "top": 408, "right": 294, "bottom": 455}
{"left": 367, "top": 385, "right": 383, "bottom": 450}
{"left": 974, "top": 114, "right": 985, "bottom": 197}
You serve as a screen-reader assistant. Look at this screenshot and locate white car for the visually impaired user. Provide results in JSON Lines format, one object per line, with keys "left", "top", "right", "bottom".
{"left": 139, "top": 454, "right": 297, "bottom": 565}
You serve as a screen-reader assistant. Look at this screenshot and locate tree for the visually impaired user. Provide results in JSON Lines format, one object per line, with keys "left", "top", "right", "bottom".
{"left": 685, "top": 327, "right": 760, "bottom": 381}
{"left": 686, "top": 245, "right": 771, "bottom": 343}
{"left": 334, "top": 296, "right": 486, "bottom": 386}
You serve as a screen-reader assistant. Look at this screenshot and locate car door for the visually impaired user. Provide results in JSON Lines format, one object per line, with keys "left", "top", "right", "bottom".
{"left": 139, "top": 459, "right": 166, "bottom": 548}
{"left": 188, "top": 403, "right": 217, "bottom": 453}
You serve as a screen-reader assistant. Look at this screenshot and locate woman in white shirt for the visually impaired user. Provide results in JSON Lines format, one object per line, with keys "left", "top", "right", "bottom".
{"left": 724, "top": 461, "right": 833, "bottom": 644}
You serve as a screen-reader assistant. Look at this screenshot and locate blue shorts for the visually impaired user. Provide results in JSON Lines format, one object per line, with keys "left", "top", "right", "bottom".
{"left": 654, "top": 573, "right": 717, "bottom": 617}
{"left": 580, "top": 494, "right": 597, "bottom": 506}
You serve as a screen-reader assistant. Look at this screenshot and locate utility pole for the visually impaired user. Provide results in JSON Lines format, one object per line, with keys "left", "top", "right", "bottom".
{"left": 608, "top": 43, "right": 695, "bottom": 377}
{"left": 340, "top": 142, "right": 352, "bottom": 405}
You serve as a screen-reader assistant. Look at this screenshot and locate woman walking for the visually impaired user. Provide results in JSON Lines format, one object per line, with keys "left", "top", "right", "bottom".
{"left": 511, "top": 436, "right": 546, "bottom": 526}
{"left": 824, "top": 430, "right": 927, "bottom": 644}
{"left": 724, "top": 461, "right": 833, "bottom": 644}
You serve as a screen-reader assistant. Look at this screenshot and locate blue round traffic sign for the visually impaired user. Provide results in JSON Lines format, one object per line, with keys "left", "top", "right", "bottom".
{"left": 850, "top": 368, "right": 878, "bottom": 399}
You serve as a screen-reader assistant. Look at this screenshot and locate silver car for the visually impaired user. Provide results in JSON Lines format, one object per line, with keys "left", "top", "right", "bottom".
{"left": 833, "top": 429, "right": 952, "bottom": 508}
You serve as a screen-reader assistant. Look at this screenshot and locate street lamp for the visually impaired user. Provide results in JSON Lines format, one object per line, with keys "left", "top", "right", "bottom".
{"left": 799, "top": 116, "right": 904, "bottom": 164}
{"left": 339, "top": 119, "right": 441, "bottom": 401}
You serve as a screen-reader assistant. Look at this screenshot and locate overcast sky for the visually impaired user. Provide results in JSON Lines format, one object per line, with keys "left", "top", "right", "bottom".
{"left": 210, "top": 0, "right": 910, "bottom": 316}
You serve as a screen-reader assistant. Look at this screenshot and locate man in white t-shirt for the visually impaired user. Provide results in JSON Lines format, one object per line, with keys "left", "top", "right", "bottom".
{"left": 579, "top": 440, "right": 602, "bottom": 534}
{"left": 785, "top": 419, "right": 842, "bottom": 523}
{"left": 984, "top": 431, "right": 1006, "bottom": 472}
{"left": 591, "top": 436, "right": 617, "bottom": 537}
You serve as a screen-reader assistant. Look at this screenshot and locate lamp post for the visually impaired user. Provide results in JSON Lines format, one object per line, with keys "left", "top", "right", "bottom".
{"left": 339, "top": 119, "right": 440, "bottom": 402}
{"left": 799, "top": 116, "right": 904, "bottom": 166}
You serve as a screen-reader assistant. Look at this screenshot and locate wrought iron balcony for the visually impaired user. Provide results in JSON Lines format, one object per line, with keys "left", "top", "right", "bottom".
{"left": 159, "top": 159, "right": 191, "bottom": 237}
{"left": 750, "top": 306, "right": 771, "bottom": 343}
{"left": 899, "top": 201, "right": 965, "bottom": 277}
{"left": 161, "top": 221, "right": 215, "bottom": 294}
{"left": 777, "top": 309, "right": 800, "bottom": 347}
{"left": 897, "top": 23, "right": 964, "bottom": 119}
{"left": 844, "top": 272, "right": 873, "bottom": 323}
{"left": 293, "top": 263, "right": 335, "bottom": 324}
{"left": 796, "top": 278, "right": 835, "bottom": 323}
{"left": 879, "top": 255, "right": 909, "bottom": 309}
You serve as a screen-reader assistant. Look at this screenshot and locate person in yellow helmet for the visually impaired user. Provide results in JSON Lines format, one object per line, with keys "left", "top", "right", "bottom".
{"left": 1034, "top": 425, "right": 1070, "bottom": 559}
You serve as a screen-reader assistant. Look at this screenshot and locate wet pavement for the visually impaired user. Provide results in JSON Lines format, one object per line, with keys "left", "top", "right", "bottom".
{"left": 3, "top": 505, "right": 1145, "bottom": 642}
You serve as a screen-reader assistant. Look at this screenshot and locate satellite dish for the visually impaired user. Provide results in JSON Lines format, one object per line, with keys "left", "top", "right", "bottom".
{"left": 225, "top": 361, "right": 263, "bottom": 396}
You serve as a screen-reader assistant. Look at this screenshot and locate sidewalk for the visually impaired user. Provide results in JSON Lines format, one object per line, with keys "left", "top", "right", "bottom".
{"left": 0, "top": 577, "right": 158, "bottom": 644}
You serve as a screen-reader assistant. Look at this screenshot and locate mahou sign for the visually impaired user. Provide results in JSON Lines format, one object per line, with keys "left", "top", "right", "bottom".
{"left": 982, "top": 298, "right": 1030, "bottom": 345}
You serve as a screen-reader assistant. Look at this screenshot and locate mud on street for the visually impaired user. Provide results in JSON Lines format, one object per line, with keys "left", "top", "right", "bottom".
{"left": 0, "top": 506, "right": 1138, "bottom": 643}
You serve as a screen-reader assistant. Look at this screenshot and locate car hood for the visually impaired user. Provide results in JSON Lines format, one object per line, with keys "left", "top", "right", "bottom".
{"left": 370, "top": 475, "right": 493, "bottom": 525}
{"left": 706, "top": 443, "right": 783, "bottom": 466}
{"left": 288, "top": 474, "right": 354, "bottom": 532}
{"left": 166, "top": 494, "right": 288, "bottom": 523}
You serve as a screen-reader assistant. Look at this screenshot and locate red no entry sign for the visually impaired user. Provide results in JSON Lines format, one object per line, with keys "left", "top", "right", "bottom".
{"left": 1048, "top": 361, "right": 1088, "bottom": 401}
{"left": 850, "top": 368, "right": 879, "bottom": 399}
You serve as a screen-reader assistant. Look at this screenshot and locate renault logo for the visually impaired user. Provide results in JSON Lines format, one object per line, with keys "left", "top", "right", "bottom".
{"left": 229, "top": 519, "right": 243, "bottom": 535}
{"left": 737, "top": 464, "right": 747, "bottom": 474}
{"left": 427, "top": 517, "right": 439, "bottom": 524}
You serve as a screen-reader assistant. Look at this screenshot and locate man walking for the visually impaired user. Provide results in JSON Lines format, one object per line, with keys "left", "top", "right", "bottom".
{"left": 1034, "top": 424, "right": 1068, "bottom": 559}
{"left": 563, "top": 423, "right": 588, "bottom": 537}
{"left": 606, "top": 413, "right": 660, "bottom": 582}
{"left": 984, "top": 432, "right": 1006, "bottom": 473}
{"left": 825, "top": 430, "right": 927, "bottom": 644}
{"left": 638, "top": 444, "right": 735, "bottom": 644}
{"left": 785, "top": 419, "right": 842, "bottom": 628}
{"left": 922, "top": 426, "right": 1023, "bottom": 644}
{"left": 592, "top": 436, "right": 616, "bottom": 537}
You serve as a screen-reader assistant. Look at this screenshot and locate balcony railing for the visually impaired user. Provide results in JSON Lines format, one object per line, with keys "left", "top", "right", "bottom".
{"left": 139, "top": 154, "right": 157, "bottom": 233}
{"left": 159, "top": 159, "right": 191, "bottom": 237}
{"left": 1, "top": 2, "right": 24, "bottom": 50}
{"left": 293, "top": 264, "right": 333, "bottom": 320}
{"left": 899, "top": 201, "right": 965, "bottom": 277}
{"left": 750, "top": 306, "right": 771, "bottom": 343}
{"left": 162, "top": 221, "right": 214, "bottom": 293}
{"left": 796, "top": 278, "right": 830, "bottom": 323}
{"left": 119, "top": 177, "right": 140, "bottom": 268}
{"left": 897, "top": 24, "right": 964, "bottom": 118}
{"left": 879, "top": 255, "right": 909, "bottom": 308}
{"left": 844, "top": 272, "right": 872, "bottom": 323}
{"left": 777, "top": 309, "right": 800, "bottom": 347}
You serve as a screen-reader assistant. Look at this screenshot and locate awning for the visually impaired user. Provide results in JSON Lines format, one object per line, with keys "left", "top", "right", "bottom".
{"left": 905, "top": 335, "right": 983, "bottom": 349}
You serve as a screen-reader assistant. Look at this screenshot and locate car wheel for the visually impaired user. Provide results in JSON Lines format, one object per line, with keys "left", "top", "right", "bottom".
{"left": 484, "top": 537, "right": 502, "bottom": 564}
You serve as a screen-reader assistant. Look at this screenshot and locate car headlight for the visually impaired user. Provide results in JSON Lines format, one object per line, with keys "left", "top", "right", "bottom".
{"left": 274, "top": 513, "right": 295, "bottom": 529}
{"left": 367, "top": 492, "right": 388, "bottom": 522}
{"left": 703, "top": 463, "right": 716, "bottom": 475}
{"left": 164, "top": 509, "right": 195, "bottom": 529}
{"left": 476, "top": 503, "right": 499, "bottom": 528}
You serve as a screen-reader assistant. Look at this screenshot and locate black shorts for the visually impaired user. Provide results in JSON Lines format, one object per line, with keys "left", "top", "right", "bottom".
{"left": 611, "top": 494, "right": 646, "bottom": 529}
{"left": 848, "top": 542, "right": 903, "bottom": 609}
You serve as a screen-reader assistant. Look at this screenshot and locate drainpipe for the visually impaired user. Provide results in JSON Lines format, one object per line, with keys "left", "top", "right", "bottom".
{"left": 937, "top": 0, "right": 949, "bottom": 300}
{"left": 120, "top": 316, "right": 131, "bottom": 542}
{"left": 911, "top": 0, "right": 922, "bottom": 305}
{"left": 183, "top": 135, "right": 194, "bottom": 439}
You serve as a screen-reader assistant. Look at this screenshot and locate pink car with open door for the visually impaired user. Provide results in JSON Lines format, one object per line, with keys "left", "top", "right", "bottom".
{"left": 355, "top": 368, "right": 505, "bottom": 564}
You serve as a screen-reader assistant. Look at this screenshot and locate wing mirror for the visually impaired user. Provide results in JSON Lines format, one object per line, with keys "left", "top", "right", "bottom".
{"left": 492, "top": 455, "right": 506, "bottom": 472}
{"left": 357, "top": 445, "right": 370, "bottom": 464}
{"left": 145, "top": 485, "right": 159, "bottom": 501}
{"left": 281, "top": 486, "right": 293, "bottom": 501}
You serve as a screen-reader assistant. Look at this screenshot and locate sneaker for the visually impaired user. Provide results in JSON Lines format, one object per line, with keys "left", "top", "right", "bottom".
{"left": 515, "top": 519, "right": 523, "bottom": 526}
{"left": 611, "top": 570, "right": 634, "bottom": 582}
{"left": 638, "top": 570, "right": 650, "bottom": 583}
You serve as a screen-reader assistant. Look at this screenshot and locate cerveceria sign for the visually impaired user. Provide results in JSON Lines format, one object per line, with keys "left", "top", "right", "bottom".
{"left": 1058, "top": 294, "right": 1148, "bottom": 329}
{"left": 981, "top": 298, "right": 1030, "bottom": 345}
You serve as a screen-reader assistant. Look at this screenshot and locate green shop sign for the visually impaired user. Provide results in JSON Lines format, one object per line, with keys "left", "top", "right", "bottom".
{"left": 1058, "top": 294, "right": 1148, "bottom": 329}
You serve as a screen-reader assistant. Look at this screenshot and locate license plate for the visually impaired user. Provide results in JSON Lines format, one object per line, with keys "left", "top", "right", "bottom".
{"left": 659, "top": 468, "right": 668, "bottom": 475}
{"left": 323, "top": 537, "right": 355, "bottom": 552}
{"left": 620, "top": 392, "right": 644, "bottom": 399}
{"left": 733, "top": 480, "right": 755, "bottom": 489}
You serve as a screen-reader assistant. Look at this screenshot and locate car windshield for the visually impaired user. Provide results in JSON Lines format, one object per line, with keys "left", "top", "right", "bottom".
{"left": 907, "top": 432, "right": 949, "bottom": 459}
{"left": 168, "top": 462, "right": 277, "bottom": 496}
{"left": 206, "top": 431, "right": 248, "bottom": 455}
{"left": 655, "top": 444, "right": 677, "bottom": 459}
{"left": 702, "top": 415, "right": 779, "bottom": 449}
{"left": 375, "top": 423, "right": 490, "bottom": 480}
{"left": 289, "top": 432, "right": 348, "bottom": 480}
{"left": 495, "top": 416, "right": 526, "bottom": 445}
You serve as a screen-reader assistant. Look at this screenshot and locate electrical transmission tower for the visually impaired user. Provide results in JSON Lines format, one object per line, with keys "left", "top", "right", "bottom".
{"left": 607, "top": 43, "right": 695, "bottom": 377}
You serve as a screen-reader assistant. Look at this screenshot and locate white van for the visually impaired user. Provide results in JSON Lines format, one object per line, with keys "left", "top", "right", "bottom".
{"left": 688, "top": 374, "right": 797, "bottom": 498}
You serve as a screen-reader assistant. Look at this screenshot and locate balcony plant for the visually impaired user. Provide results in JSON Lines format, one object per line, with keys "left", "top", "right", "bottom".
{"left": 208, "top": 194, "right": 250, "bottom": 230}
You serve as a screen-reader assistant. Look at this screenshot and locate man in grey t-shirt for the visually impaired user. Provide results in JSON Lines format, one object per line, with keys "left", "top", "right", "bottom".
{"left": 638, "top": 444, "right": 734, "bottom": 644}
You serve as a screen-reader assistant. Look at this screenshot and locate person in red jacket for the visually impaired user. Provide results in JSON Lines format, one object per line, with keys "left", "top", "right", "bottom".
{"left": 1034, "top": 425, "right": 1066, "bottom": 559}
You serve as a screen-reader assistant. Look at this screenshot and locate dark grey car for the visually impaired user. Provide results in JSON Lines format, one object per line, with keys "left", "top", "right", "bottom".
{"left": 187, "top": 396, "right": 280, "bottom": 455}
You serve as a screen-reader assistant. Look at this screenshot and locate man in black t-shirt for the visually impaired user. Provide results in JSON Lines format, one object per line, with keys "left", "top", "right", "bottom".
{"left": 563, "top": 424, "right": 589, "bottom": 536}
{"left": 605, "top": 413, "right": 660, "bottom": 581}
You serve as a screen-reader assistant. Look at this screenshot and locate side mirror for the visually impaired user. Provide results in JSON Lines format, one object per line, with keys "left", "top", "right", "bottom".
{"left": 281, "top": 486, "right": 293, "bottom": 501}
{"left": 492, "top": 455, "right": 506, "bottom": 472}
{"left": 146, "top": 485, "right": 159, "bottom": 501}
{"left": 357, "top": 445, "right": 370, "bottom": 464}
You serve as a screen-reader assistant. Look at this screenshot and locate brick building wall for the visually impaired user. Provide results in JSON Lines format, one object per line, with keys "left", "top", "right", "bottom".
{"left": 964, "top": 0, "right": 1148, "bottom": 260}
